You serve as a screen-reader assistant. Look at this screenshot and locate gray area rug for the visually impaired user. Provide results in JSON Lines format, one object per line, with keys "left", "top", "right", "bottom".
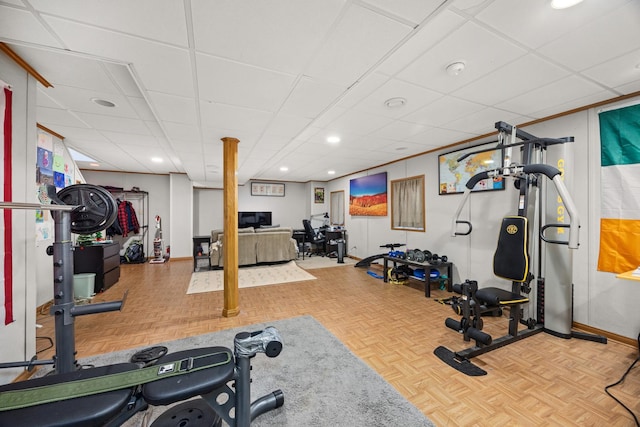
{"left": 75, "top": 315, "right": 433, "bottom": 426}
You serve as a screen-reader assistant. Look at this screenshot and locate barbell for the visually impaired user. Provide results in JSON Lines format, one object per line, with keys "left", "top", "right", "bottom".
{"left": 0, "top": 184, "right": 117, "bottom": 234}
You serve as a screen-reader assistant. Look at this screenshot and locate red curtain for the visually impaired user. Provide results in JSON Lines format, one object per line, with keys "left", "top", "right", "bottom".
{"left": 2, "top": 85, "right": 13, "bottom": 325}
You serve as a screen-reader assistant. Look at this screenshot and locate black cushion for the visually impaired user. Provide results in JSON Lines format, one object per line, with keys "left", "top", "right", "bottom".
{"left": 493, "top": 216, "right": 529, "bottom": 282}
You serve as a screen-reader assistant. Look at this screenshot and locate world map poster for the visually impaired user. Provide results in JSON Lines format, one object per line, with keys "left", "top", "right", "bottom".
{"left": 438, "top": 147, "right": 504, "bottom": 195}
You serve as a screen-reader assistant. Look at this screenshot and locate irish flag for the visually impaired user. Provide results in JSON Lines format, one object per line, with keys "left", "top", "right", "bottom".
{"left": 597, "top": 103, "right": 640, "bottom": 274}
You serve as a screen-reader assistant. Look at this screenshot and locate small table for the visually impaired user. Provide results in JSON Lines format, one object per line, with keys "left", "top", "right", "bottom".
{"left": 192, "top": 235, "right": 211, "bottom": 272}
{"left": 383, "top": 256, "right": 453, "bottom": 298}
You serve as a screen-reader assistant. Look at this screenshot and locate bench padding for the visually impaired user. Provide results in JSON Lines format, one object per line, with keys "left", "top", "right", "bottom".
{"left": 493, "top": 216, "right": 529, "bottom": 282}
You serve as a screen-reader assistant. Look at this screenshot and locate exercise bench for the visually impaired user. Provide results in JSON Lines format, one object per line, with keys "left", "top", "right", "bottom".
{"left": 0, "top": 327, "right": 284, "bottom": 427}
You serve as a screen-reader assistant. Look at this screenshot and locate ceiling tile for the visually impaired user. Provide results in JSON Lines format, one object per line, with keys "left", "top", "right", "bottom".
{"left": 326, "top": 109, "right": 394, "bottom": 136}
{"left": 354, "top": 78, "right": 443, "bottom": 118}
{"left": 475, "top": 0, "right": 630, "bottom": 49}
{"left": 369, "top": 120, "right": 431, "bottom": 140}
{"left": 29, "top": 0, "right": 188, "bottom": 46}
{"left": 361, "top": 0, "right": 446, "bottom": 24}
{"left": 37, "top": 107, "right": 90, "bottom": 128}
{"left": 377, "top": 9, "right": 466, "bottom": 76}
{"left": 407, "top": 126, "right": 479, "bottom": 146}
{"left": 402, "top": 97, "right": 485, "bottom": 127}
{"left": 191, "top": 0, "right": 345, "bottom": 74}
{"left": 0, "top": 5, "right": 62, "bottom": 47}
{"left": 496, "top": 75, "right": 609, "bottom": 117}
{"left": 305, "top": 4, "right": 413, "bottom": 86}
{"left": 42, "top": 16, "right": 194, "bottom": 97}
{"left": 75, "top": 112, "right": 152, "bottom": 134}
{"left": 199, "top": 101, "right": 273, "bottom": 132}
{"left": 41, "top": 85, "right": 138, "bottom": 118}
{"left": 147, "top": 92, "right": 197, "bottom": 125}
{"left": 196, "top": 53, "right": 296, "bottom": 112}
{"left": 264, "top": 113, "right": 312, "bottom": 139}
{"left": 280, "top": 77, "right": 346, "bottom": 119}
{"left": 451, "top": 54, "right": 569, "bottom": 105}
{"left": 397, "top": 21, "right": 526, "bottom": 93}
{"left": 163, "top": 123, "right": 201, "bottom": 142}
{"left": 582, "top": 48, "right": 640, "bottom": 90}
{"left": 537, "top": 1, "right": 640, "bottom": 71}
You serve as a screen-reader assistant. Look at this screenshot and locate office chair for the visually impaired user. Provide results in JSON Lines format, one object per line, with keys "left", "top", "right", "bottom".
{"left": 302, "top": 219, "right": 326, "bottom": 257}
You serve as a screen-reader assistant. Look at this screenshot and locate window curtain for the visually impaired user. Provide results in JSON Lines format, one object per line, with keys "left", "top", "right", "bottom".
{"left": 392, "top": 177, "right": 424, "bottom": 230}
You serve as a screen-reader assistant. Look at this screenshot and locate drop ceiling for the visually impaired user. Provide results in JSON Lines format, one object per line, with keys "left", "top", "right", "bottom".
{"left": 1, "top": 0, "right": 639, "bottom": 187}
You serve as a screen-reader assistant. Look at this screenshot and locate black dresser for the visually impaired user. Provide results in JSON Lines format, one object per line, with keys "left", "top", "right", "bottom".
{"left": 74, "top": 243, "right": 121, "bottom": 293}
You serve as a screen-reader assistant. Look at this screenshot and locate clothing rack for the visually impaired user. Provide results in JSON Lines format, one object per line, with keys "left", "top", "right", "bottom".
{"left": 106, "top": 189, "right": 149, "bottom": 260}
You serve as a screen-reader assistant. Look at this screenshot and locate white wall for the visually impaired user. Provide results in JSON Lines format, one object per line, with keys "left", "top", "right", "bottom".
{"left": 170, "top": 173, "right": 193, "bottom": 258}
{"left": 0, "top": 54, "right": 38, "bottom": 384}
{"left": 194, "top": 181, "right": 310, "bottom": 236}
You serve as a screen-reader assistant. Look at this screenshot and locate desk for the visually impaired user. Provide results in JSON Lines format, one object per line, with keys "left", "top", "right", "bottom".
{"left": 325, "top": 230, "right": 347, "bottom": 256}
{"left": 192, "top": 235, "right": 211, "bottom": 272}
{"left": 383, "top": 256, "right": 452, "bottom": 298}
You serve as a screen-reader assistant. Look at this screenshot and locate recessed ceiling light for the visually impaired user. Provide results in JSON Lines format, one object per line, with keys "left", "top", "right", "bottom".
{"left": 328, "top": 170, "right": 336, "bottom": 175}
{"left": 384, "top": 97, "right": 407, "bottom": 109}
{"left": 550, "top": 0, "right": 583, "bottom": 9}
{"left": 91, "top": 97, "right": 116, "bottom": 108}
{"left": 151, "top": 157, "right": 163, "bottom": 163}
{"left": 445, "top": 61, "right": 466, "bottom": 76}
{"left": 89, "top": 163, "right": 100, "bottom": 167}
{"left": 327, "top": 136, "right": 341, "bottom": 144}
{"left": 280, "top": 166, "right": 289, "bottom": 172}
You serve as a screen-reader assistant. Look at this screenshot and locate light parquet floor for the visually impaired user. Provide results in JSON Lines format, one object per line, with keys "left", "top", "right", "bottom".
{"left": 35, "top": 259, "right": 640, "bottom": 426}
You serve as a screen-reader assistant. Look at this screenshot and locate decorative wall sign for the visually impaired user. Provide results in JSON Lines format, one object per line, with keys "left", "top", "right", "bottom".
{"left": 251, "top": 182, "right": 285, "bottom": 197}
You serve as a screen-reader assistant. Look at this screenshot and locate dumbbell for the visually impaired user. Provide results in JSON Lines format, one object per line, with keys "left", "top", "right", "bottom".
{"left": 430, "top": 253, "right": 448, "bottom": 264}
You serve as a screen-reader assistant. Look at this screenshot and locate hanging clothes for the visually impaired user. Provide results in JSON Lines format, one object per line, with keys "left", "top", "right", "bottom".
{"left": 117, "top": 200, "right": 140, "bottom": 237}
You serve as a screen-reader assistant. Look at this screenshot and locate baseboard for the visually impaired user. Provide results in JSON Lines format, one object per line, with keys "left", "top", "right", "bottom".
{"left": 573, "top": 322, "right": 638, "bottom": 349}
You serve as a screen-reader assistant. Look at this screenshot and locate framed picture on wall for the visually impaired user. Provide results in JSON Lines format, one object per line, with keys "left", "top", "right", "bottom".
{"left": 349, "top": 172, "right": 387, "bottom": 216}
{"left": 251, "top": 182, "right": 285, "bottom": 197}
{"left": 438, "top": 146, "right": 504, "bottom": 195}
{"left": 314, "top": 187, "right": 325, "bottom": 204}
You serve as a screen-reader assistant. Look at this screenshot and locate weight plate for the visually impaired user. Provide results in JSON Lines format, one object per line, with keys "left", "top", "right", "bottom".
{"left": 151, "top": 398, "right": 222, "bottom": 427}
{"left": 406, "top": 249, "right": 415, "bottom": 261}
{"left": 57, "top": 184, "right": 117, "bottom": 234}
{"left": 130, "top": 346, "right": 169, "bottom": 366}
{"left": 423, "top": 250, "right": 432, "bottom": 261}
{"left": 414, "top": 250, "right": 425, "bottom": 263}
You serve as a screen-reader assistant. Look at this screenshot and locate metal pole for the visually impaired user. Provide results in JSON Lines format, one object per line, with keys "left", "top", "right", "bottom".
{"left": 51, "top": 210, "right": 77, "bottom": 374}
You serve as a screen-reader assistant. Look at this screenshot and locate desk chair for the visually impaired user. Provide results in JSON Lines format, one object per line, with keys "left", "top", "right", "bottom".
{"left": 302, "top": 219, "right": 326, "bottom": 257}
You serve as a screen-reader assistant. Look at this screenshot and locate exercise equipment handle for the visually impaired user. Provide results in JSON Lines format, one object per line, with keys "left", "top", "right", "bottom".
{"left": 452, "top": 164, "right": 579, "bottom": 248}
{"left": 540, "top": 224, "right": 570, "bottom": 245}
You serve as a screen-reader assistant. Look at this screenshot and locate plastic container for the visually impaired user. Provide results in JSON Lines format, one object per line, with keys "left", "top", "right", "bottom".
{"left": 73, "top": 273, "right": 96, "bottom": 298}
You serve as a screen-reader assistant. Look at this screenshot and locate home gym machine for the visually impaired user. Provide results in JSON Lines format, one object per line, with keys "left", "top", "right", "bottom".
{"left": 435, "top": 121, "right": 606, "bottom": 376}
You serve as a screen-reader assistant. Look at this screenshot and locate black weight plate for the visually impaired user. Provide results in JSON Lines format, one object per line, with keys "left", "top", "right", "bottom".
{"left": 423, "top": 250, "right": 432, "bottom": 261}
{"left": 406, "top": 249, "right": 415, "bottom": 261}
{"left": 414, "top": 250, "right": 425, "bottom": 263}
{"left": 130, "top": 346, "right": 169, "bottom": 366}
{"left": 58, "top": 184, "right": 117, "bottom": 234}
{"left": 151, "top": 398, "right": 222, "bottom": 427}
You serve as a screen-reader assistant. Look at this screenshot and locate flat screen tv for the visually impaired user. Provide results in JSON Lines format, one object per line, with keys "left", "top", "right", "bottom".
{"left": 238, "top": 211, "right": 272, "bottom": 229}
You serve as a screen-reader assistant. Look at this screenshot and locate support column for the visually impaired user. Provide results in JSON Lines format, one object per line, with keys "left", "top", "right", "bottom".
{"left": 221, "top": 137, "right": 240, "bottom": 317}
